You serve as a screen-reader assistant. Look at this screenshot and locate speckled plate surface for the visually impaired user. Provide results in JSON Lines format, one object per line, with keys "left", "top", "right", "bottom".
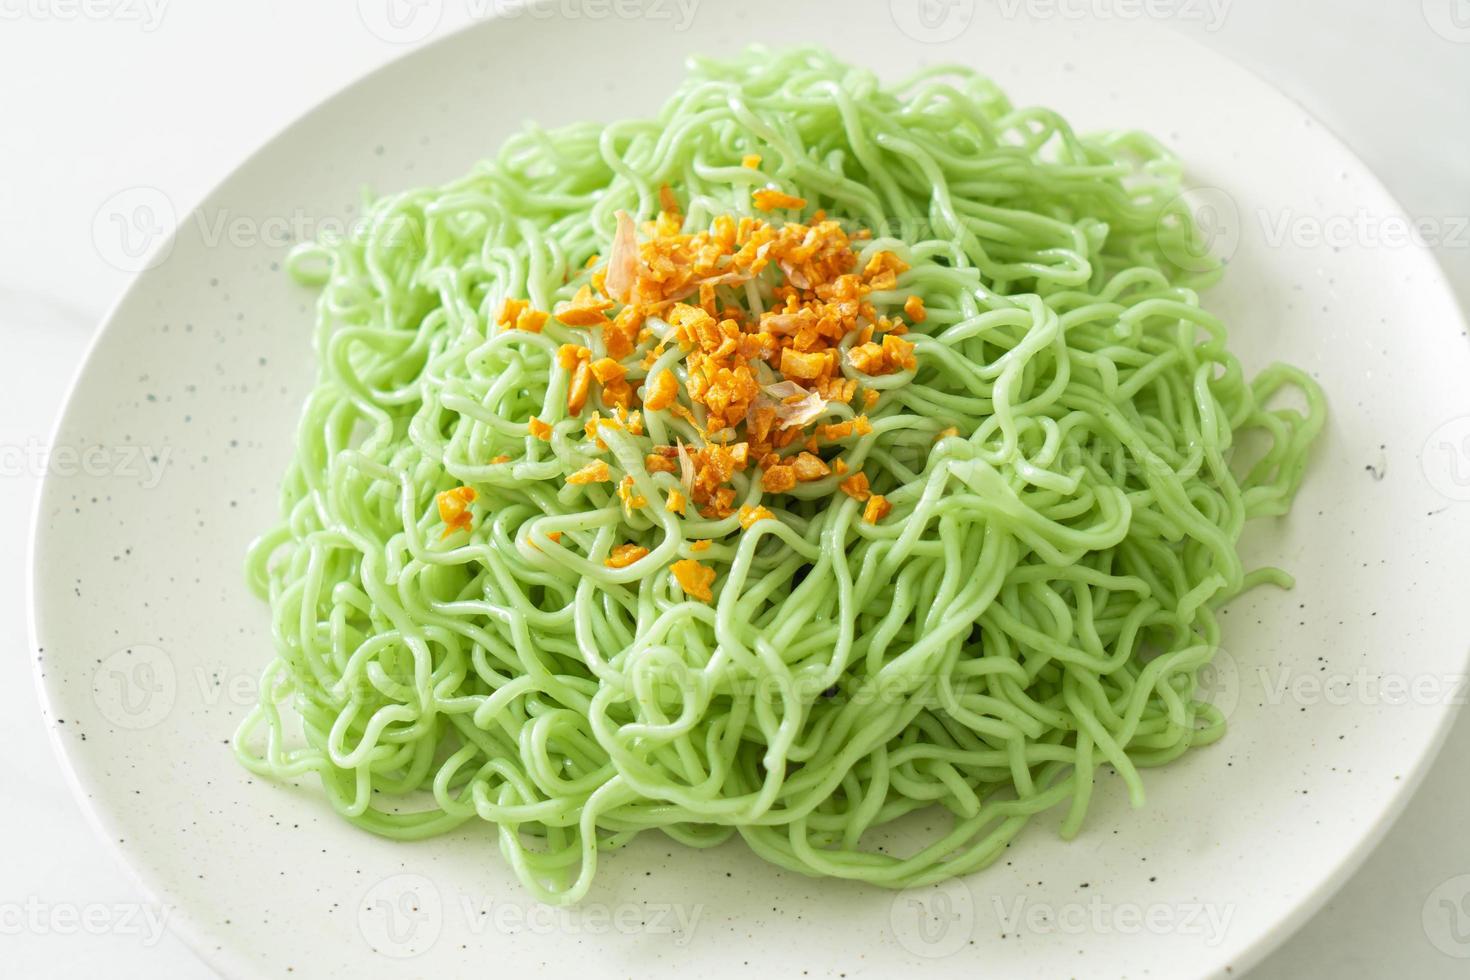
{"left": 29, "top": 5, "right": 1470, "bottom": 978}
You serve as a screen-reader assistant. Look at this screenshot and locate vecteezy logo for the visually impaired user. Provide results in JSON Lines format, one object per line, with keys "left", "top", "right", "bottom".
{"left": 889, "top": 879, "right": 974, "bottom": 958}
{"left": 1157, "top": 186, "right": 1240, "bottom": 273}
{"left": 357, "top": 874, "right": 443, "bottom": 958}
{"left": 1422, "top": 417, "right": 1470, "bottom": 502}
{"left": 356, "top": 0, "right": 444, "bottom": 43}
{"left": 92, "top": 645, "right": 177, "bottom": 730}
{"left": 1423, "top": 0, "right": 1470, "bottom": 43}
{"left": 1423, "top": 874, "right": 1470, "bottom": 957}
{"left": 92, "top": 186, "right": 176, "bottom": 273}
{"left": 889, "top": 0, "right": 976, "bottom": 43}
{"left": 1193, "top": 646, "right": 1240, "bottom": 722}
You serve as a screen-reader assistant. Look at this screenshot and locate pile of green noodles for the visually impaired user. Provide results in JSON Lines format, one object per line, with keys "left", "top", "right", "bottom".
{"left": 235, "top": 46, "right": 1325, "bottom": 903}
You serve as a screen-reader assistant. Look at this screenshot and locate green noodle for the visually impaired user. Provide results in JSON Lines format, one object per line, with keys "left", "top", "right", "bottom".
{"left": 234, "top": 46, "right": 1325, "bottom": 903}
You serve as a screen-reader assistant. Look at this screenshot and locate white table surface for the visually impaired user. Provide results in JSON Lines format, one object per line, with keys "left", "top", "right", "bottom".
{"left": 3, "top": 3, "right": 1467, "bottom": 976}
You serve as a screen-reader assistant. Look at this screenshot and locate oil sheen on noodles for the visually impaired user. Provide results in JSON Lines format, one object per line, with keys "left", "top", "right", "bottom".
{"left": 235, "top": 46, "right": 1325, "bottom": 904}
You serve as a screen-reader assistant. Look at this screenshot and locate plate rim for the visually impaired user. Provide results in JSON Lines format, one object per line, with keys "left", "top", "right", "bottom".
{"left": 27, "top": 12, "right": 1470, "bottom": 978}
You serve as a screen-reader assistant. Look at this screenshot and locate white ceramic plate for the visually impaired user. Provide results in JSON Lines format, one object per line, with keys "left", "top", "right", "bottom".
{"left": 30, "top": 5, "right": 1470, "bottom": 978}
